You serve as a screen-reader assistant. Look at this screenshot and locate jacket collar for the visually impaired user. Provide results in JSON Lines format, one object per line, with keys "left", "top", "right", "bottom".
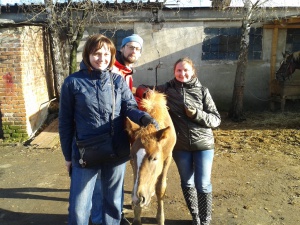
{"left": 79, "top": 60, "right": 109, "bottom": 78}
{"left": 172, "top": 77, "right": 201, "bottom": 88}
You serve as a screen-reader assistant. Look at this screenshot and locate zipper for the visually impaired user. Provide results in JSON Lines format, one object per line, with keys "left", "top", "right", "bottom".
{"left": 181, "top": 83, "right": 192, "bottom": 149}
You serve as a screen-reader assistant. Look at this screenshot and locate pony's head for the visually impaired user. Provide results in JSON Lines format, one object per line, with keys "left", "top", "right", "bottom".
{"left": 125, "top": 118, "right": 172, "bottom": 207}
{"left": 276, "top": 51, "right": 300, "bottom": 81}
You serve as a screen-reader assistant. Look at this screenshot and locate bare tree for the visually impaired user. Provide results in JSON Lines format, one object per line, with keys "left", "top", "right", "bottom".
{"left": 12, "top": 1, "right": 164, "bottom": 96}
{"left": 44, "top": 0, "right": 69, "bottom": 96}
{"left": 211, "top": 0, "right": 284, "bottom": 121}
{"left": 229, "top": 0, "right": 257, "bottom": 121}
{"left": 44, "top": 0, "right": 109, "bottom": 95}
{"left": 17, "top": 0, "right": 95, "bottom": 95}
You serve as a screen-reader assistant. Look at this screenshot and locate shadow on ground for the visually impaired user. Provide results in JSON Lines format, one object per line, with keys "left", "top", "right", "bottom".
{"left": 0, "top": 208, "right": 68, "bottom": 225}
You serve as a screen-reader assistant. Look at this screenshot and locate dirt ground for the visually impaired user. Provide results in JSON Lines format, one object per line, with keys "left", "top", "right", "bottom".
{"left": 0, "top": 108, "right": 300, "bottom": 225}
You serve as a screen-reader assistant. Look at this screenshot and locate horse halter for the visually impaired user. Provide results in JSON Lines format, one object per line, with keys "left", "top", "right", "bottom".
{"left": 277, "top": 56, "right": 294, "bottom": 81}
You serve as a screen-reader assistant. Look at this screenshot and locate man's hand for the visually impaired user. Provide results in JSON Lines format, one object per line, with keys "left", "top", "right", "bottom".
{"left": 144, "top": 89, "right": 153, "bottom": 98}
{"left": 132, "top": 86, "right": 137, "bottom": 95}
{"left": 136, "top": 85, "right": 153, "bottom": 99}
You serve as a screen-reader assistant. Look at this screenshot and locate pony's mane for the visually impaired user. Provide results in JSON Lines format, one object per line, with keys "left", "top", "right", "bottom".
{"left": 132, "top": 91, "right": 170, "bottom": 151}
{"left": 139, "top": 91, "right": 168, "bottom": 126}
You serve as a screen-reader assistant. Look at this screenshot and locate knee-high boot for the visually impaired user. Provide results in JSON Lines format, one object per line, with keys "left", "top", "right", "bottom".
{"left": 182, "top": 187, "right": 200, "bottom": 225}
{"left": 197, "top": 192, "right": 212, "bottom": 225}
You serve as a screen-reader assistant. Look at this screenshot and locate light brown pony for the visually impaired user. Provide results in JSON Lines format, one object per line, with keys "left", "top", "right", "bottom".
{"left": 125, "top": 90, "right": 176, "bottom": 225}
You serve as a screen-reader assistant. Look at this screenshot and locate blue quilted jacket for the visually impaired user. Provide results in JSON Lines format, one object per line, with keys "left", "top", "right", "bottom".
{"left": 59, "top": 61, "right": 148, "bottom": 162}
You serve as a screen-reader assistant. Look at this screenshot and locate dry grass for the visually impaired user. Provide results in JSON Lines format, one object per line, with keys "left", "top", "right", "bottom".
{"left": 214, "top": 111, "right": 300, "bottom": 158}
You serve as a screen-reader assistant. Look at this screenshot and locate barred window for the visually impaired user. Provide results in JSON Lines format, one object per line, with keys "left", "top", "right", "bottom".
{"left": 202, "top": 27, "right": 262, "bottom": 60}
{"left": 286, "top": 28, "right": 300, "bottom": 53}
{"left": 100, "top": 29, "right": 133, "bottom": 50}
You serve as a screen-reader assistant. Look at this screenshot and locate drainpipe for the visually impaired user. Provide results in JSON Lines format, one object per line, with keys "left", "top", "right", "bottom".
{"left": 155, "top": 62, "right": 163, "bottom": 86}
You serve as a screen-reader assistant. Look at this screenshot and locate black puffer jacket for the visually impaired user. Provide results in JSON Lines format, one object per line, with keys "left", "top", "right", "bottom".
{"left": 154, "top": 77, "right": 221, "bottom": 151}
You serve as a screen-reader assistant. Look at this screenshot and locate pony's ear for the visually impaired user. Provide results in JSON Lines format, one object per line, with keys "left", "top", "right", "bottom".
{"left": 283, "top": 52, "right": 287, "bottom": 58}
{"left": 125, "top": 117, "right": 140, "bottom": 138}
{"left": 156, "top": 126, "right": 171, "bottom": 142}
{"left": 283, "top": 51, "right": 291, "bottom": 57}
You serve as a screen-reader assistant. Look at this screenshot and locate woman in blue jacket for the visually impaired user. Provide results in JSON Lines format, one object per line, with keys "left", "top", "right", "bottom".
{"left": 59, "top": 34, "right": 158, "bottom": 225}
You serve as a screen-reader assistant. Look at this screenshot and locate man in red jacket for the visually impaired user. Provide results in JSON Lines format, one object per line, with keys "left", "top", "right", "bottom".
{"left": 90, "top": 34, "right": 143, "bottom": 225}
{"left": 112, "top": 34, "right": 143, "bottom": 94}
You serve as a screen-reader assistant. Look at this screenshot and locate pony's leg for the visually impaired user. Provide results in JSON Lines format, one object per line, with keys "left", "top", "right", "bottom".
{"left": 155, "top": 155, "right": 173, "bottom": 225}
{"left": 131, "top": 158, "right": 142, "bottom": 225}
{"left": 155, "top": 173, "right": 165, "bottom": 225}
{"left": 132, "top": 205, "right": 142, "bottom": 225}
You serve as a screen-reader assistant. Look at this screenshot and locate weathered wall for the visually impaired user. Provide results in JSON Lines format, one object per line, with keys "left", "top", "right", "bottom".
{"left": 79, "top": 20, "right": 292, "bottom": 111}
{"left": 0, "top": 26, "right": 52, "bottom": 140}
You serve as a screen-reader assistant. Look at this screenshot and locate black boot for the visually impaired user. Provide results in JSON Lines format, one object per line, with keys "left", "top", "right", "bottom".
{"left": 198, "top": 192, "right": 212, "bottom": 225}
{"left": 182, "top": 187, "right": 200, "bottom": 225}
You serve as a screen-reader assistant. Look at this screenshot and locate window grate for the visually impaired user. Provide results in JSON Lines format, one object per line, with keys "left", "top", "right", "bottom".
{"left": 202, "top": 27, "right": 262, "bottom": 60}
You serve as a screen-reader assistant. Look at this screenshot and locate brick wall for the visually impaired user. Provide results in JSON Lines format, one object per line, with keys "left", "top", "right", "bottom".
{"left": 0, "top": 25, "right": 53, "bottom": 140}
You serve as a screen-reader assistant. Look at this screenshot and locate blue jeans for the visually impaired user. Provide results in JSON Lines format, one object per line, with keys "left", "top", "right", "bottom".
{"left": 91, "top": 175, "right": 103, "bottom": 224}
{"left": 68, "top": 161, "right": 126, "bottom": 225}
{"left": 91, "top": 174, "right": 126, "bottom": 224}
{"left": 173, "top": 149, "right": 214, "bottom": 193}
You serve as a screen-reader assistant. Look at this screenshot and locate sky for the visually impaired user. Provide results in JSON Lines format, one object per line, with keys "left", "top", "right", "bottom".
{"left": 1, "top": 0, "right": 300, "bottom": 7}
{"left": 164, "top": 0, "right": 300, "bottom": 7}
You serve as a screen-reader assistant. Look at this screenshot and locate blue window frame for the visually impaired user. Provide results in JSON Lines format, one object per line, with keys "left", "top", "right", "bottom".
{"left": 202, "top": 27, "right": 262, "bottom": 60}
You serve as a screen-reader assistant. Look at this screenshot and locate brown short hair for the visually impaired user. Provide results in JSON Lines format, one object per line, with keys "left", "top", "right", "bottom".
{"left": 82, "top": 34, "right": 116, "bottom": 71}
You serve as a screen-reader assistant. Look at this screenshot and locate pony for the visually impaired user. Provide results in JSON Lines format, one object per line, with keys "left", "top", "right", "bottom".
{"left": 125, "top": 90, "right": 176, "bottom": 225}
{"left": 276, "top": 51, "right": 300, "bottom": 81}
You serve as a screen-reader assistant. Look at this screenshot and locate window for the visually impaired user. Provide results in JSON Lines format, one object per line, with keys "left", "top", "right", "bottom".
{"left": 202, "top": 27, "right": 262, "bottom": 60}
{"left": 286, "top": 29, "right": 300, "bottom": 53}
{"left": 100, "top": 29, "right": 134, "bottom": 50}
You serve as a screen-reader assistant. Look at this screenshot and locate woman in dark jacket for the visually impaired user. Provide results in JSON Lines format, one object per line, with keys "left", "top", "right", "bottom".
{"left": 59, "top": 34, "right": 158, "bottom": 225}
{"left": 136, "top": 57, "right": 221, "bottom": 225}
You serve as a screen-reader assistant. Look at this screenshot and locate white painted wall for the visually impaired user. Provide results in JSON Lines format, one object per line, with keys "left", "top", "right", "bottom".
{"left": 78, "top": 20, "right": 297, "bottom": 111}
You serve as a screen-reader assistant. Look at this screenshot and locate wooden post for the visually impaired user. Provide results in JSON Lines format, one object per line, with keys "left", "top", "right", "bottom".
{"left": 270, "top": 27, "right": 278, "bottom": 92}
{"left": 269, "top": 27, "right": 278, "bottom": 111}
